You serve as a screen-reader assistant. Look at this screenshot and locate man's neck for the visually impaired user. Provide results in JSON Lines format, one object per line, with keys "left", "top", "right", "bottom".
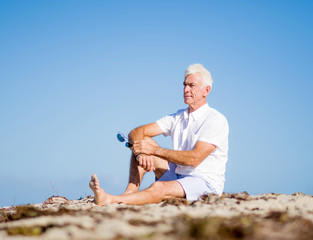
{"left": 188, "top": 101, "right": 207, "bottom": 113}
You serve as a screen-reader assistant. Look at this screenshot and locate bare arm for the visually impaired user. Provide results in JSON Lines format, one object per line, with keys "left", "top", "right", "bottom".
{"left": 133, "top": 140, "right": 216, "bottom": 168}
{"left": 128, "top": 122, "right": 163, "bottom": 142}
{"left": 128, "top": 122, "right": 164, "bottom": 172}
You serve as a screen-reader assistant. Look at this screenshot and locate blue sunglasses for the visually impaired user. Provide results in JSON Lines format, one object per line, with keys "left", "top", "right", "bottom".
{"left": 117, "top": 132, "right": 133, "bottom": 148}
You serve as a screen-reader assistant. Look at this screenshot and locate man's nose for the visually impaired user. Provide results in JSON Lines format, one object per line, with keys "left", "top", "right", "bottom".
{"left": 184, "top": 86, "right": 190, "bottom": 92}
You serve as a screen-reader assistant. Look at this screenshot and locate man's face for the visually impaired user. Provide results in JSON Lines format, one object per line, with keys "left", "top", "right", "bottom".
{"left": 183, "top": 73, "right": 209, "bottom": 109}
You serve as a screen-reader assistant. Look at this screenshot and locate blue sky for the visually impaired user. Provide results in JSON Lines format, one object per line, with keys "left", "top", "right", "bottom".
{"left": 1, "top": 0, "right": 312, "bottom": 207}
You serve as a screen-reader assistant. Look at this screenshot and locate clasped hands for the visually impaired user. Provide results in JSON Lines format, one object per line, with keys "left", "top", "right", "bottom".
{"left": 132, "top": 140, "right": 156, "bottom": 172}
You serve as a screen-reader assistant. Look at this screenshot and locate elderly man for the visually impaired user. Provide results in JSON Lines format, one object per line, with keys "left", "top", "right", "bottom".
{"left": 89, "top": 64, "right": 229, "bottom": 205}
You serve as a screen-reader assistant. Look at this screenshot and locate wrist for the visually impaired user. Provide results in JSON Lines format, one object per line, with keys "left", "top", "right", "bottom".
{"left": 135, "top": 153, "right": 144, "bottom": 160}
{"left": 153, "top": 146, "right": 162, "bottom": 156}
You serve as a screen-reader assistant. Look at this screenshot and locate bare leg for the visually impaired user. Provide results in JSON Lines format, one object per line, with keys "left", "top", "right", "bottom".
{"left": 89, "top": 174, "right": 185, "bottom": 206}
{"left": 122, "top": 137, "right": 169, "bottom": 195}
{"left": 122, "top": 154, "right": 145, "bottom": 195}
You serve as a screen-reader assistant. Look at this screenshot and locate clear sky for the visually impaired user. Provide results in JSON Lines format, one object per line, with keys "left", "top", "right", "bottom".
{"left": 1, "top": 0, "right": 313, "bottom": 207}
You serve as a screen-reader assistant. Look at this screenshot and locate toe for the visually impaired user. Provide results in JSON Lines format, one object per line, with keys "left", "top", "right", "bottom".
{"left": 95, "top": 180, "right": 100, "bottom": 187}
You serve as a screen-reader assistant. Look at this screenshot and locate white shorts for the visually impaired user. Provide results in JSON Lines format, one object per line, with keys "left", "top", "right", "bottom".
{"left": 157, "top": 163, "right": 217, "bottom": 201}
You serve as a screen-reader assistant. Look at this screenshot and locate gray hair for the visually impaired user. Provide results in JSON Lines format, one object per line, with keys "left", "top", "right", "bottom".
{"left": 184, "top": 64, "right": 213, "bottom": 88}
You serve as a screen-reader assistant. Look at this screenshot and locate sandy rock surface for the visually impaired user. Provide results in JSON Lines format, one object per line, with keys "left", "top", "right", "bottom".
{"left": 1, "top": 192, "right": 313, "bottom": 239}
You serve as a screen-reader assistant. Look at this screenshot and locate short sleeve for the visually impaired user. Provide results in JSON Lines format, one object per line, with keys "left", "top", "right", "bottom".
{"left": 198, "top": 114, "right": 229, "bottom": 148}
{"left": 156, "top": 114, "right": 175, "bottom": 137}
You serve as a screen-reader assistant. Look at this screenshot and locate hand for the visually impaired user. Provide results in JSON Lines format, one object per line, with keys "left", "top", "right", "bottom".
{"left": 136, "top": 154, "right": 155, "bottom": 172}
{"left": 133, "top": 140, "right": 156, "bottom": 156}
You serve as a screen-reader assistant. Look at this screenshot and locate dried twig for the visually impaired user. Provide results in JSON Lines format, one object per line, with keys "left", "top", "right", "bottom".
{"left": 49, "top": 182, "right": 60, "bottom": 196}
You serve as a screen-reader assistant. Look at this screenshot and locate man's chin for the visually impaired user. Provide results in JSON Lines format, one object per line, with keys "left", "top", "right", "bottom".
{"left": 184, "top": 99, "right": 192, "bottom": 105}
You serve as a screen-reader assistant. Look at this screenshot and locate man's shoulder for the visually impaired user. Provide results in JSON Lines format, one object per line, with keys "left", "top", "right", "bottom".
{"left": 175, "top": 107, "right": 188, "bottom": 115}
{"left": 157, "top": 107, "right": 187, "bottom": 124}
{"left": 206, "top": 106, "right": 228, "bottom": 123}
{"left": 168, "top": 107, "right": 188, "bottom": 118}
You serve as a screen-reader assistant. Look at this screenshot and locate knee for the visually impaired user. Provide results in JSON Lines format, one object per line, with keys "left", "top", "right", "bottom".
{"left": 143, "top": 136, "right": 160, "bottom": 147}
{"left": 149, "top": 181, "right": 166, "bottom": 197}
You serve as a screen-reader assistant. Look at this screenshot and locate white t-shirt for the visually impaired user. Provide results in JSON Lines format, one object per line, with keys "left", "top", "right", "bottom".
{"left": 156, "top": 103, "right": 229, "bottom": 195}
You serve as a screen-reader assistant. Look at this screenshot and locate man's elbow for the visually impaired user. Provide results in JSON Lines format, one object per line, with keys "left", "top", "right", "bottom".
{"left": 190, "top": 155, "right": 203, "bottom": 168}
{"left": 191, "top": 161, "right": 201, "bottom": 168}
{"left": 128, "top": 128, "right": 136, "bottom": 138}
{"left": 128, "top": 126, "right": 143, "bottom": 139}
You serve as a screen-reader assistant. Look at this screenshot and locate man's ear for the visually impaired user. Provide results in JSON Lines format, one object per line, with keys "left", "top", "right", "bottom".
{"left": 203, "top": 85, "right": 211, "bottom": 97}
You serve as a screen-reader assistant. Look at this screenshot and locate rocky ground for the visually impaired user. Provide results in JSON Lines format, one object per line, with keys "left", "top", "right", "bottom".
{"left": 1, "top": 192, "right": 313, "bottom": 239}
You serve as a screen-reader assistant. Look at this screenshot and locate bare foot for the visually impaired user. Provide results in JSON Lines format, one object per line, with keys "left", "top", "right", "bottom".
{"left": 89, "top": 174, "right": 111, "bottom": 206}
